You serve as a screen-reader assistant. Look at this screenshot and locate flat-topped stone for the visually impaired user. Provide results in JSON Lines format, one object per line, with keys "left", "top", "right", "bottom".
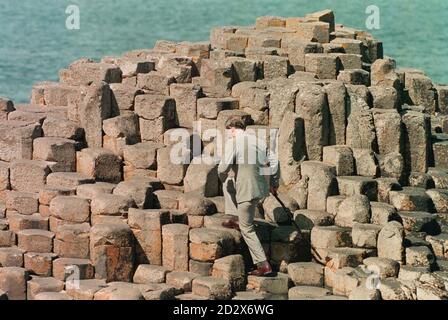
{"left": 232, "top": 291, "right": 266, "bottom": 300}
{"left": 301, "top": 161, "right": 337, "bottom": 211}
{"left": 91, "top": 193, "right": 135, "bottom": 218}
{"left": 389, "top": 187, "right": 434, "bottom": 212}
{"left": 426, "top": 234, "right": 448, "bottom": 259}
{"left": 352, "top": 223, "right": 382, "bottom": 248}
{"left": 0, "top": 230, "right": 15, "bottom": 247}
{"left": 76, "top": 148, "right": 122, "bottom": 183}
{"left": 7, "top": 213, "right": 48, "bottom": 232}
{"left": 311, "top": 225, "right": 352, "bottom": 261}
{"left": 398, "top": 265, "right": 430, "bottom": 281}
{"left": 370, "top": 202, "right": 399, "bottom": 226}
{"left": 24, "top": 252, "right": 57, "bottom": 277}
{"left": 39, "top": 187, "right": 76, "bottom": 206}
{"left": 27, "top": 276, "right": 64, "bottom": 300}
{"left": 66, "top": 279, "right": 107, "bottom": 300}
{"left": 0, "top": 246, "right": 24, "bottom": 267}
{"left": 76, "top": 182, "right": 116, "bottom": 200}
{"left": 17, "top": 229, "right": 54, "bottom": 253}
{"left": 94, "top": 283, "right": 144, "bottom": 300}
{"left": 426, "top": 189, "right": 448, "bottom": 213}
{"left": 0, "top": 267, "right": 29, "bottom": 300}
{"left": 287, "top": 262, "right": 324, "bottom": 287}
{"left": 175, "top": 293, "right": 208, "bottom": 300}
{"left": 377, "top": 221, "right": 405, "bottom": 263}
{"left": 363, "top": 257, "right": 400, "bottom": 279}
{"left": 166, "top": 271, "right": 200, "bottom": 292}
{"left": 335, "top": 195, "right": 371, "bottom": 227}
{"left": 337, "top": 176, "right": 378, "bottom": 201}
{"left": 348, "top": 286, "right": 381, "bottom": 300}
{"left": 133, "top": 264, "right": 171, "bottom": 284}
{"left": 293, "top": 209, "right": 334, "bottom": 230}
{"left": 52, "top": 258, "right": 95, "bottom": 281}
{"left": 189, "top": 228, "right": 234, "bottom": 262}
{"left": 34, "top": 291, "right": 72, "bottom": 300}
{"left": 398, "top": 211, "right": 439, "bottom": 235}
{"left": 406, "top": 246, "right": 435, "bottom": 267}
{"left": 427, "top": 168, "right": 448, "bottom": 189}
{"left": 247, "top": 274, "right": 289, "bottom": 295}
{"left": 192, "top": 276, "right": 232, "bottom": 300}
{"left": 327, "top": 247, "right": 369, "bottom": 269}
{"left": 49, "top": 196, "right": 90, "bottom": 223}
{"left": 10, "top": 160, "right": 53, "bottom": 193}
{"left": 5, "top": 191, "right": 39, "bottom": 215}
{"left": 46, "top": 172, "right": 94, "bottom": 189}
{"left": 288, "top": 286, "right": 331, "bottom": 300}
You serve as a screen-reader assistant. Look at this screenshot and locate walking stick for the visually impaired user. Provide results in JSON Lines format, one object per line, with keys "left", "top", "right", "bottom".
{"left": 271, "top": 192, "right": 326, "bottom": 264}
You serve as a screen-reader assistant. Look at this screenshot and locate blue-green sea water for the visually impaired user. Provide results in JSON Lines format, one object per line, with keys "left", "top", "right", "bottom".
{"left": 0, "top": 0, "right": 447, "bottom": 103}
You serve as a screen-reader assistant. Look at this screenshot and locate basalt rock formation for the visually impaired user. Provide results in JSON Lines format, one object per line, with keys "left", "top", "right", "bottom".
{"left": 0, "top": 10, "right": 447, "bottom": 300}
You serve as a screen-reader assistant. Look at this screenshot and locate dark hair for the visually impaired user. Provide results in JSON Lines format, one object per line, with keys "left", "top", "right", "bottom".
{"left": 225, "top": 117, "right": 246, "bottom": 130}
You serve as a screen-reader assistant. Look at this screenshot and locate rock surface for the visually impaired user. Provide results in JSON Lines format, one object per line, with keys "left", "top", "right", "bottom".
{"left": 0, "top": 10, "right": 446, "bottom": 300}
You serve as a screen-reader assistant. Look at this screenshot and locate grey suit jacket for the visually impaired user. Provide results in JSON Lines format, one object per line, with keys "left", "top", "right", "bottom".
{"left": 218, "top": 130, "right": 279, "bottom": 204}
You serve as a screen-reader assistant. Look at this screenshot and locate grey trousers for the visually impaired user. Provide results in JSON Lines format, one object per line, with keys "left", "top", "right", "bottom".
{"left": 238, "top": 199, "right": 268, "bottom": 265}
{"left": 224, "top": 178, "right": 267, "bottom": 265}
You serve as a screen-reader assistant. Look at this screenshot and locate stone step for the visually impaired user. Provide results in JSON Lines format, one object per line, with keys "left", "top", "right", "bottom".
{"left": 337, "top": 176, "right": 378, "bottom": 201}
{"left": 327, "top": 247, "right": 371, "bottom": 269}
{"left": 370, "top": 202, "right": 399, "bottom": 226}
{"left": 166, "top": 271, "right": 200, "bottom": 292}
{"left": 311, "top": 225, "right": 352, "bottom": 262}
{"left": 7, "top": 213, "right": 48, "bottom": 232}
{"left": 426, "top": 234, "right": 448, "bottom": 259}
{"left": 189, "top": 228, "right": 235, "bottom": 263}
{"left": 246, "top": 273, "right": 289, "bottom": 296}
{"left": 133, "top": 264, "right": 170, "bottom": 284}
{"left": 0, "top": 229, "right": 15, "bottom": 247}
{"left": 52, "top": 258, "right": 95, "bottom": 281}
{"left": 0, "top": 267, "right": 29, "bottom": 300}
{"left": 232, "top": 290, "right": 266, "bottom": 300}
{"left": 293, "top": 209, "right": 334, "bottom": 230}
{"left": 17, "top": 229, "right": 54, "bottom": 253}
{"left": 326, "top": 266, "right": 368, "bottom": 297}
{"left": 24, "top": 252, "right": 58, "bottom": 277}
{"left": 27, "top": 275, "right": 64, "bottom": 300}
{"left": 351, "top": 223, "right": 382, "bottom": 248}
{"left": 46, "top": 172, "right": 94, "bottom": 189}
{"left": 192, "top": 276, "right": 232, "bottom": 300}
{"left": 398, "top": 211, "right": 439, "bottom": 235}
{"left": 390, "top": 187, "right": 435, "bottom": 212}
{"left": 405, "top": 246, "right": 435, "bottom": 267}
{"left": 427, "top": 168, "right": 448, "bottom": 189}
{"left": 65, "top": 279, "right": 107, "bottom": 300}
{"left": 34, "top": 291, "right": 72, "bottom": 300}
{"left": 288, "top": 285, "right": 331, "bottom": 300}
{"left": 363, "top": 257, "right": 400, "bottom": 279}
{"left": 287, "top": 262, "right": 324, "bottom": 287}
{"left": 10, "top": 160, "right": 54, "bottom": 193}
{"left": 75, "top": 182, "right": 115, "bottom": 200}
{"left": 426, "top": 189, "right": 448, "bottom": 214}
{"left": 33, "top": 137, "right": 77, "bottom": 172}
{"left": 5, "top": 191, "right": 39, "bottom": 215}
{"left": 0, "top": 246, "right": 25, "bottom": 267}
{"left": 54, "top": 223, "right": 90, "bottom": 259}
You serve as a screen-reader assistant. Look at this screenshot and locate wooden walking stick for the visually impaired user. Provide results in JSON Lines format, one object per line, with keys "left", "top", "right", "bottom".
{"left": 269, "top": 155, "right": 331, "bottom": 265}
{"left": 271, "top": 192, "right": 324, "bottom": 263}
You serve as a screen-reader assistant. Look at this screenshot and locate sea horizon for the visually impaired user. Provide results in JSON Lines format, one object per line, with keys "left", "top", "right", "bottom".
{"left": 0, "top": 0, "right": 447, "bottom": 103}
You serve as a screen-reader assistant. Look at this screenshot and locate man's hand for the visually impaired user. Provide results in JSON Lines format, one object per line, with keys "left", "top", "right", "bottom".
{"left": 270, "top": 186, "right": 278, "bottom": 196}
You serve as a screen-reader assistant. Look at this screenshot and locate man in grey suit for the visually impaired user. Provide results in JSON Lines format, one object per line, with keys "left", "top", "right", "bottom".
{"left": 218, "top": 117, "right": 279, "bottom": 276}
